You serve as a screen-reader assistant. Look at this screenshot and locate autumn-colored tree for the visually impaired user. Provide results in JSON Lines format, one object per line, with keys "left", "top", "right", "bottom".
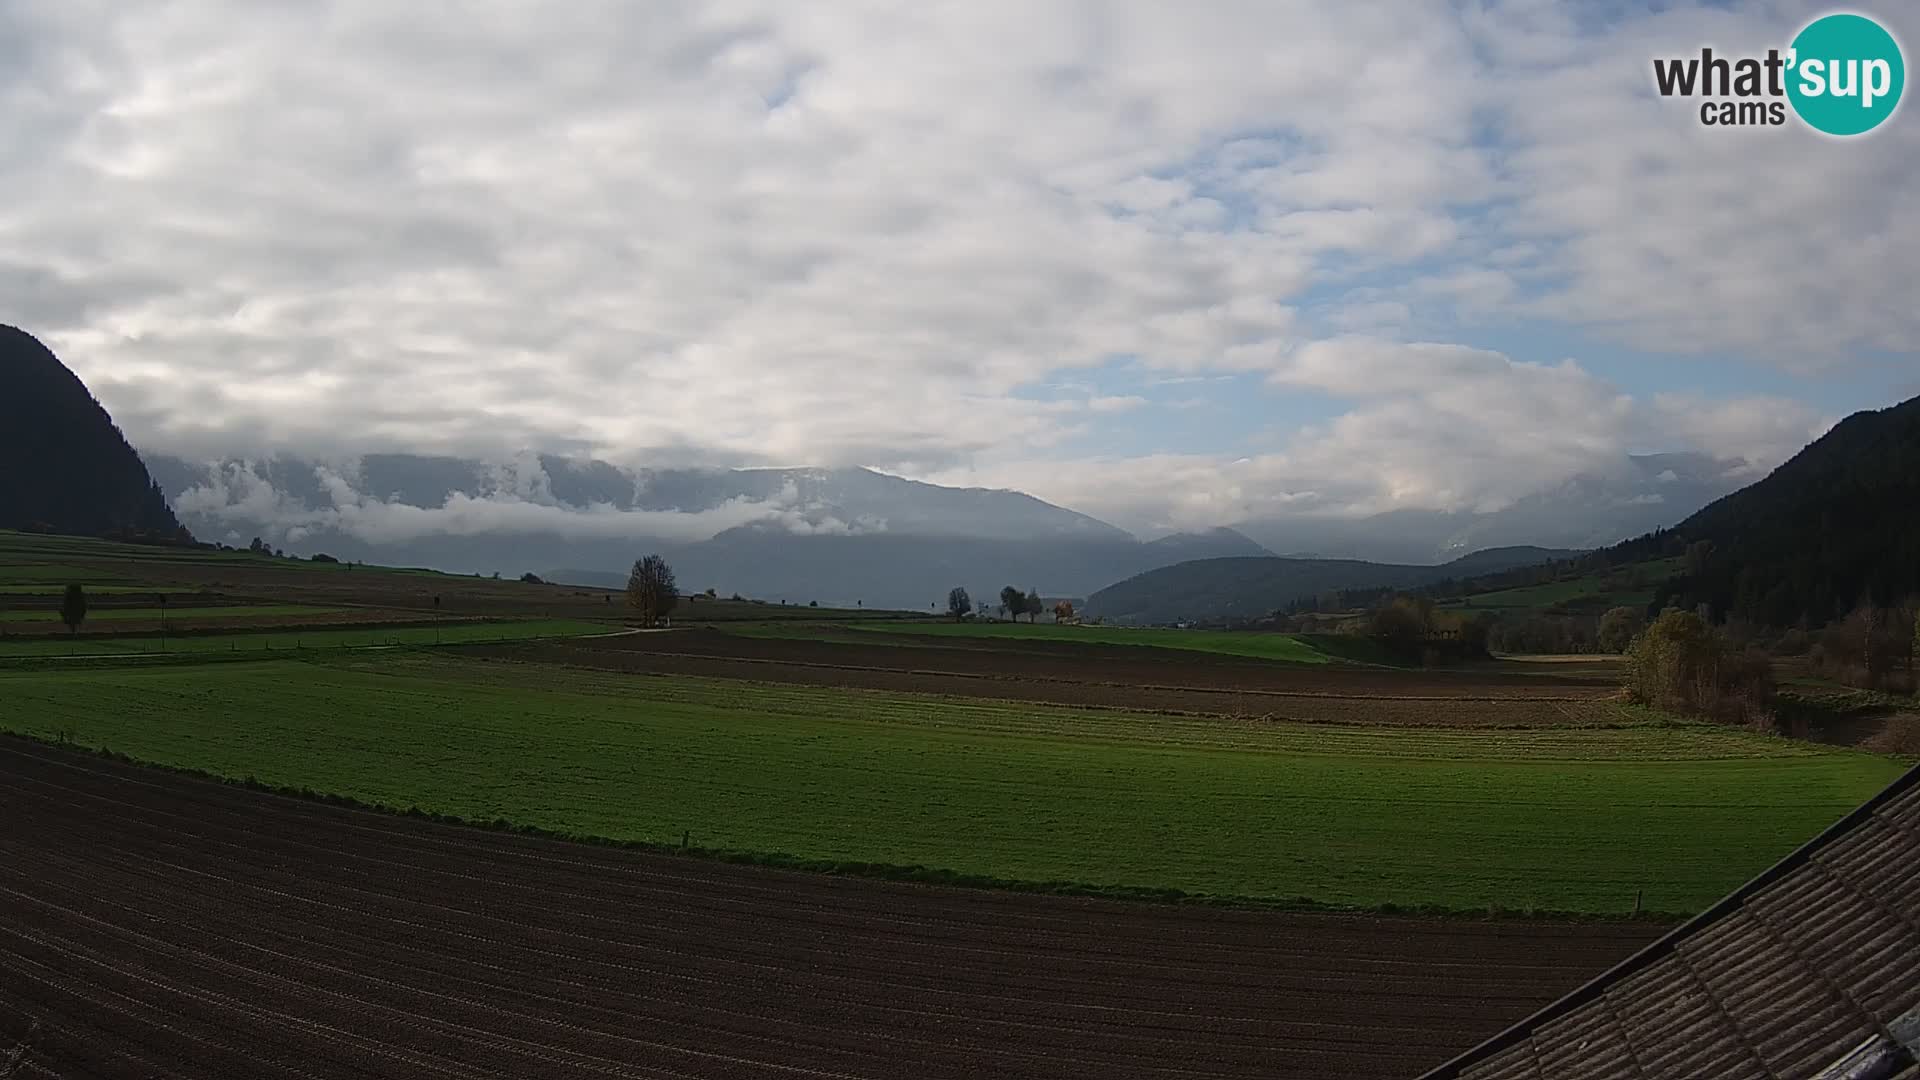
{"left": 1597, "top": 606, "right": 1644, "bottom": 654}
{"left": 1052, "top": 599, "right": 1075, "bottom": 623}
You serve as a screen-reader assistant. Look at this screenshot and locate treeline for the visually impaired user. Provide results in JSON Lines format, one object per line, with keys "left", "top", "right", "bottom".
{"left": 945, "top": 586, "right": 1079, "bottom": 624}
{"left": 1224, "top": 595, "right": 1494, "bottom": 666}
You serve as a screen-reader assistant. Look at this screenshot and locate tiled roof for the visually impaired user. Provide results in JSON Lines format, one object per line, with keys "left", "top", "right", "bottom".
{"left": 1419, "top": 764, "right": 1920, "bottom": 1080}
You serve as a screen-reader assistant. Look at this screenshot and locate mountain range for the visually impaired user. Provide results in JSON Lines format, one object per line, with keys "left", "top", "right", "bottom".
{"left": 2, "top": 324, "right": 1798, "bottom": 614}
{"left": 139, "top": 443, "right": 1748, "bottom": 611}
{"left": 143, "top": 451, "right": 1290, "bottom": 609}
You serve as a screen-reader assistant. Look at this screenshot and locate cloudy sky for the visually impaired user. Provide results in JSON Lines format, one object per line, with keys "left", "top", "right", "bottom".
{"left": 4, "top": 0, "right": 1915, "bottom": 534}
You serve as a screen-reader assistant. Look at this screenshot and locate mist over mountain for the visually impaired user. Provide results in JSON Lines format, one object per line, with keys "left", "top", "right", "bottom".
{"left": 1143, "top": 527, "right": 1276, "bottom": 561}
{"left": 140, "top": 441, "right": 1754, "bottom": 612}
{"left": 146, "top": 451, "right": 1172, "bottom": 608}
{"left": 1235, "top": 453, "right": 1750, "bottom": 564}
{"left": 0, "top": 326, "right": 186, "bottom": 541}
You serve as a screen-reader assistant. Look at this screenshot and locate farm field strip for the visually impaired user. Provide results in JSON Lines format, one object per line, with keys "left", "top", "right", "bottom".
{"left": 5, "top": 755, "right": 1625, "bottom": 986}
{"left": 478, "top": 642, "right": 1701, "bottom": 734}
{"left": 565, "top": 643, "right": 1611, "bottom": 702}
{"left": 572, "top": 628, "right": 1620, "bottom": 698}
{"left": 0, "top": 654, "right": 1899, "bottom": 913}
{"left": 0, "top": 742, "right": 1664, "bottom": 1080}
{"left": 499, "top": 651, "right": 1639, "bottom": 733}
{"left": 0, "top": 619, "right": 611, "bottom": 657}
{"left": 0, "top": 604, "right": 345, "bottom": 622}
{"left": 775, "top": 620, "right": 1338, "bottom": 663}
{"left": 0, "top": 584, "right": 171, "bottom": 594}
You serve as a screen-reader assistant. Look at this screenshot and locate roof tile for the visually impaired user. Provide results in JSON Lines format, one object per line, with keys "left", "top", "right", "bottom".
{"left": 1417, "top": 766, "right": 1920, "bottom": 1080}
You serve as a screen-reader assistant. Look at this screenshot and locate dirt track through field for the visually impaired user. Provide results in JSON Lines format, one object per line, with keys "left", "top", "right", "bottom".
{"left": 478, "top": 631, "right": 1628, "bottom": 726}
{"left": 0, "top": 739, "right": 1663, "bottom": 1079}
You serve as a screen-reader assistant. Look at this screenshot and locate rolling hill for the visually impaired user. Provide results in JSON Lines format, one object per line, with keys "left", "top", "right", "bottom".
{"left": 1082, "top": 546, "right": 1580, "bottom": 625}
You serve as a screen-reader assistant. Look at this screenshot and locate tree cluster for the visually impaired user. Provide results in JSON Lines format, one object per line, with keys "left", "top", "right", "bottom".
{"left": 1622, "top": 610, "right": 1775, "bottom": 728}
{"left": 1806, "top": 602, "right": 1919, "bottom": 693}
{"left": 991, "top": 586, "right": 1046, "bottom": 622}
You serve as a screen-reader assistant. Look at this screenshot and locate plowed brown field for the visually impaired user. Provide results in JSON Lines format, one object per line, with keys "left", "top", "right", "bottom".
{"left": 475, "top": 630, "right": 1633, "bottom": 726}
{"left": 0, "top": 739, "right": 1663, "bottom": 1079}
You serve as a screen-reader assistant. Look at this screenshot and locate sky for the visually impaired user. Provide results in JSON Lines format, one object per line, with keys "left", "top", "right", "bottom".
{"left": 3, "top": 0, "right": 1916, "bottom": 536}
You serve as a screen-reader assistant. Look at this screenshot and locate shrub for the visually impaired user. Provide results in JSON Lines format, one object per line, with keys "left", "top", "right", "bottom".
{"left": 1811, "top": 604, "right": 1917, "bottom": 693}
{"left": 1623, "top": 610, "right": 1774, "bottom": 727}
{"left": 1772, "top": 628, "right": 1811, "bottom": 656}
{"left": 1597, "top": 606, "right": 1643, "bottom": 654}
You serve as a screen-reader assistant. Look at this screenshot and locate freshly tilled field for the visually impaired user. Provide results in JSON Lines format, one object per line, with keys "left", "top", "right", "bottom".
{"left": 0, "top": 740, "right": 1663, "bottom": 1080}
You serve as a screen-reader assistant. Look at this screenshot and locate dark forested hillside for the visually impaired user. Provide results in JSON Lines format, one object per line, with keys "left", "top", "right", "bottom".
{"left": 1422, "top": 395, "right": 1920, "bottom": 629}
{"left": 1650, "top": 395, "right": 1920, "bottom": 625}
{"left": 0, "top": 325, "right": 187, "bottom": 540}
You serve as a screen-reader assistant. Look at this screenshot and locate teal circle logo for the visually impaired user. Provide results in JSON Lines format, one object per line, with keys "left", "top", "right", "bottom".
{"left": 1787, "top": 13, "right": 1904, "bottom": 135}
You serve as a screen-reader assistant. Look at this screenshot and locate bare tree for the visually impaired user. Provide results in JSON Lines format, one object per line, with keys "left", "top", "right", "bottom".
{"left": 947, "top": 587, "right": 972, "bottom": 621}
{"left": 1024, "top": 588, "right": 1042, "bottom": 623}
{"left": 627, "top": 554, "right": 679, "bottom": 628}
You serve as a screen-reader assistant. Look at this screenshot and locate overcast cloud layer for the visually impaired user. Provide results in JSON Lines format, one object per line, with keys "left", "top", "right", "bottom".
{"left": 2, "top": 0, "right": 1911, "bottom": 535}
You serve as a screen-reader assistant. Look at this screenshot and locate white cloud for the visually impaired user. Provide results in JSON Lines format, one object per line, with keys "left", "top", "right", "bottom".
{"left": 169, "top": 456, "right": 886, "bottom": 545}
{"left": 1471, "top": 1, "right": 1920, "bottom": 360}
{"left": 0, "top": 0, "right": 1905, "bottom": 535}
{"left": 922, "top": 340, "right": 1830, "bottom": 533}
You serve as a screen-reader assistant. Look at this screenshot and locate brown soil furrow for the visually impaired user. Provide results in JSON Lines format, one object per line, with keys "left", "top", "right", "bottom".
{"left": 467, "top": 631, "right": 1622, "bottom": 724}
{"left": 0, "top": 761, "right": 1640, "bottom": 993}
{"left": 0, "top": 740, "right": 1663, "bottom": 1079}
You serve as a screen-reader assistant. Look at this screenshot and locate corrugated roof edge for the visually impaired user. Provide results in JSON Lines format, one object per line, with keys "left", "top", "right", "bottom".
{"left": 1416, "top": 760, "right": 1920, "bottom": 1080}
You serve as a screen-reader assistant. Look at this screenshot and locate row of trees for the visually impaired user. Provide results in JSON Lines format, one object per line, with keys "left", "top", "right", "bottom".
{"left": 944, "top": 586, "right": 1068, "bottom": 623}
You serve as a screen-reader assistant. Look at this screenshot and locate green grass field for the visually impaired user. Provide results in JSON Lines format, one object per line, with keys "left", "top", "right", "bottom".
{"left": 815, "top": 620, "right": 1338, "bottom": 663}
{"left": 0, "top": 651, "right": 1900, "bottom": 914}
{"left": 0, "top": 619, "right": 610, "bottom": 657}
{"left": 1439, "top": 557, "right": 1686, "bottom": 614}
